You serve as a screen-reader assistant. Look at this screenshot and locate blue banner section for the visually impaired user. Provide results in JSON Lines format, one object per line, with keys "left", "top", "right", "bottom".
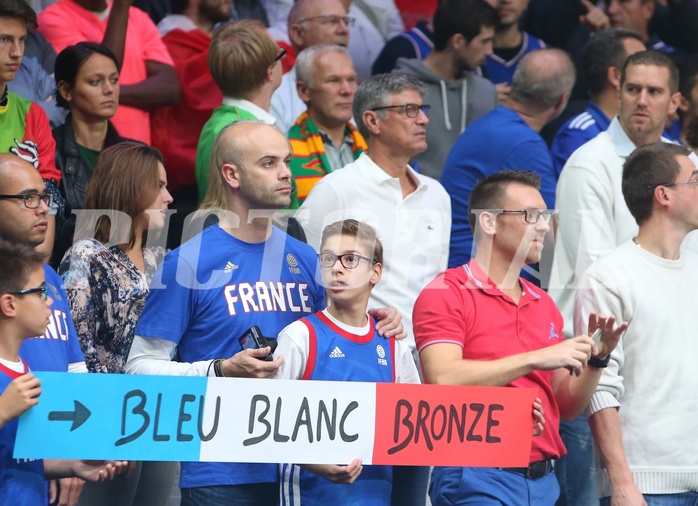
{"left": 15, "top": 372, "right": 207, "bottom": 461}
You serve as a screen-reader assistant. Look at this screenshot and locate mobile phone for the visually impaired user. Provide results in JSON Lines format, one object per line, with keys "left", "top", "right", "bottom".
{"left": 238, "top": 326, "right": 277, "bottom": 361}
{"left": 590, "top": 328, "right": 602, "bottom": 344}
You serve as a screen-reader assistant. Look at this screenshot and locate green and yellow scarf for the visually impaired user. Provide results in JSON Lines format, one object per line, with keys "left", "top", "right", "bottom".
{"left": 289, "top": 112, "right": 367, "bottom": 207}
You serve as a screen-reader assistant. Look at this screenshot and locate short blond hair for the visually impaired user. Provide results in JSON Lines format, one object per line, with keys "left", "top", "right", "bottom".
{"left": 208, "top": 20, "right": 278, "bottom": 99}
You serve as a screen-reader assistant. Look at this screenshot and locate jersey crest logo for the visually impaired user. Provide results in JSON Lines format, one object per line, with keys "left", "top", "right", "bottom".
{"left": 224, "top": 261, "right": 238, "bottom": 274}
{"left": 48, "top": 283, "right": 62, "bottom": 302}
{"left": 329, "top": 346, "right": 345, "bottom": 358}
{"left": 287, "top": 253, "right": 300, "bottom": 275}
{"left": 549, "top": 322, "right": 559, "bottom": 340}
{"left": 376, "top": 344, "right": 388, "bottom": 366}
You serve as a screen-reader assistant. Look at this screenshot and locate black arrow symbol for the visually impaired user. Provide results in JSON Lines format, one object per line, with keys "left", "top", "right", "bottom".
{"left": 48, "top": 400, "right": 91, "bottom": 431}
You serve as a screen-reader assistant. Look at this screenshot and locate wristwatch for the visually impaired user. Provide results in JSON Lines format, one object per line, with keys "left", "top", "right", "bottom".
{"left": 588, "top": 354, "right": 610, "bottom": 368}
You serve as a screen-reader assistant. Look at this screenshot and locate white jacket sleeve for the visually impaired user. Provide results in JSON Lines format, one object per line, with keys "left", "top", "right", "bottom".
{"left": 574, "top": 266, "right": 626, "bottom": 416}
{"left": 125, "top": 335, "right": 217, "bottom": 377}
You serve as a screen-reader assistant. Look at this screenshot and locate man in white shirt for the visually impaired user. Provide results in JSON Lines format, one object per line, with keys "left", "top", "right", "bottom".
{"left": 551, "top": 50, "right": 684, "bottom": 338}
{"left": 296, "top": 72, "right": 451, "bottom": 359}
{"left": 575, "top": 142, "right": 698, "bottom": 505}
{"left": 550, "top": 49, "right": 692, "bottom": 506}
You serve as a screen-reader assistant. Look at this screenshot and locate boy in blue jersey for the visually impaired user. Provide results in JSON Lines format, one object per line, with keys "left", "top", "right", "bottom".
{"left": 0, "top": 240, "right": 127, "bottom": 505}
{"left": 274, "top": 219, "right": 420, "bottom": 506}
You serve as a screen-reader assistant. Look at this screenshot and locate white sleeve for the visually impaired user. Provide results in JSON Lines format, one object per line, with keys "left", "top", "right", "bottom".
{"left": 125, "top": 335, "right": 216, "bottom": 377}
{"left": 68, "top": 361, "right": 88, "bottom": 373}
{"left": 395, "top": 340, "right": 421, "bottom": 384}
{"left": 273, "top": 320, "right": 309, "bottom": 380}
{"left": 574, "top": 267, "right": 626, "bottom": 415}
{"left": 556, "top": 160, "right": 617, "bottom": 280}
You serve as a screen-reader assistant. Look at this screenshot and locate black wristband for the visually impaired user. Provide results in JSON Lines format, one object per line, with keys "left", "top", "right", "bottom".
{"left": 588, "top": 354, "right": 610, "bottom": 368}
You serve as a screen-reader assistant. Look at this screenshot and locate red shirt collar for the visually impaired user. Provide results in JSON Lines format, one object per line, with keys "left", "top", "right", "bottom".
{"left": 464, "top": 260, "right": 542, "bottom": 304}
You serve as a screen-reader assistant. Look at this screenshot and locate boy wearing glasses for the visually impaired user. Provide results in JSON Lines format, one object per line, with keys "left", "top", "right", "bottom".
{"left": 274, "top": 219, "right": 420, "bottom": 506}
{"left": 0, "top": 154, "right": 88, "bottom": 503}
{"left": 0, "top": 239, "right": 126, "bottom": 504}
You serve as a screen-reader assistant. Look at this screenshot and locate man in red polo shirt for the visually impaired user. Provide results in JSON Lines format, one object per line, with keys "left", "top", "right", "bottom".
{"left": 413, "top": 169, "right": 628, "bottom": 506}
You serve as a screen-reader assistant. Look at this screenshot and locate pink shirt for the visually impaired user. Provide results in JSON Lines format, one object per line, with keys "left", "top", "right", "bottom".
{"left": 38, "top": 0, "right": 174, "bottom": 144}
{"left": 413, "top": 261, "right": 567, "bottom": 462}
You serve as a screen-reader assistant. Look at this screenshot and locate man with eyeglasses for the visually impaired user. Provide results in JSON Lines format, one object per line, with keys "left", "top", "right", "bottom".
{"left": 575, "top": 142, "right": 698, "bottom": 506}
{"left": 0, "top": 152, "right": 88, "bottom": 502}
{"left": 413, "top": 169, "right": 627, "bottom": 506}
{"left": 440, "top": 48, "right": 575, "bottom": 271}
{"left": 0, "top": 154, "right": 86, "bottom": 376}
{"left": 296, "top": 72, "right": 451, "bottom": 505}
{"left": 270, "top": 0, "right": 352, "bottom": 134}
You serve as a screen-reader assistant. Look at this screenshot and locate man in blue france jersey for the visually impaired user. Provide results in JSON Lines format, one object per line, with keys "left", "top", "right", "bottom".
{"left": 274, "top": 219, "right": 420, "bottom": 506}
{"left": 125, "top": 121, "right": 404, "bottom": 506}
{"left": 0, "top": 154, "right": 87, "bottom": 505}
{"left": 551, "top": 29, "right": 645, "bottom": 176}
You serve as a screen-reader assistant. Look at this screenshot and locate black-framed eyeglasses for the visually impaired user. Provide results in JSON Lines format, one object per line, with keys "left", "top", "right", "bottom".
{"left": 370, "top": 103, "right": 431, "bottom": 118}
{"left": 318, "top": 252, "right": 376, "bottom": 270}
{"left": 0, "top": 193, "right": 53, "bottom": 209}
{"left": 298, "top": 15, "right": 355, "bottom": 27}
{"left": 10, "top": 285, "right": 49, "bottom": 301}
{"left": 485, "top": 209, "right": 556, "bottom": 224}
{"left": 647, "top": 179, "right": 698, "bottom": 189}
{"left": 274, "top": 48, "right": 287, "bottom": 62}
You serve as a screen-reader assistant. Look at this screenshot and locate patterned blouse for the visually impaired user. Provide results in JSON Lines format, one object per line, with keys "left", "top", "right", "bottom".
{"left": 58, "top": 239, "right": 166, "bottom": 373}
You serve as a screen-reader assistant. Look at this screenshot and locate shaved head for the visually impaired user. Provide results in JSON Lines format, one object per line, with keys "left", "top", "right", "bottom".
{"left": 212, "top": 121, "right": 281, "bottom": 173}
{"left": 0, "top": 154, "right": 37, "bottom": 193}
{"left": 211, "top": 120, "right": 293, "bottom": 210}
{"left": 0, "top": 154, "right": 50, "bottom": 247}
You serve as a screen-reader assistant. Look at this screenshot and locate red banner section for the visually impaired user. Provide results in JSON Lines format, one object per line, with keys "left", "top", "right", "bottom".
{"left": 372, "top": 384, "right": 536, "bottom": 467}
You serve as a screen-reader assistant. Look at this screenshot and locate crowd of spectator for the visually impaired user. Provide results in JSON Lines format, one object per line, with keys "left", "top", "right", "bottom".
{"left": 2, "top": 0, "right": 698, "bottom": 504}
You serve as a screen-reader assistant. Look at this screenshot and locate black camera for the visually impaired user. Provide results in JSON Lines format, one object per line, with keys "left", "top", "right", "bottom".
{"left": 238, "top": 326, "right": 278, "bottom": 361}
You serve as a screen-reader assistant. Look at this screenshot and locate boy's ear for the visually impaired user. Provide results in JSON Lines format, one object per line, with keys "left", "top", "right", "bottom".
{"left": 369, "top": 261, "right": 382, "bottom": 287}
{"left": 0, "top": 294, "right": 16, "bottom": 318}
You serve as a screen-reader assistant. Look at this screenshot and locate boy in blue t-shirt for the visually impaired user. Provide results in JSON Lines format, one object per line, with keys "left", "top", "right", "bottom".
{"left": 0, "top": 240, "right": 126, "bottom": 505}
{"left": 274, "top": 220, "right": 421, "bottom": 506}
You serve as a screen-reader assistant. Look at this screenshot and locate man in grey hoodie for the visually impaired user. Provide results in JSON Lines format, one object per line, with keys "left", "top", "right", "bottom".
{"left": 393, "top": 0, "right": 498, "bottom": 180}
